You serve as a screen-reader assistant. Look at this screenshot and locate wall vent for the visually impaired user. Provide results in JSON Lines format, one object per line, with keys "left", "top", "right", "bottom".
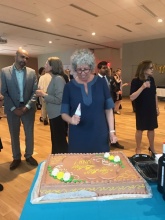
{"left": 140, "top": 5, "right": 157, "bottom": 18}
{"left": 116, "top": 25, "right": 132, "bottom": 33}
{"left": 70, "top": 4, "right": 98, "bottom": 17}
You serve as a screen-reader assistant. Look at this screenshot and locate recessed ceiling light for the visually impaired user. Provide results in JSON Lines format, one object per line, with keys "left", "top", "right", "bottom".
{"left": 49, "top": 41, "right": 52, "bottom": 44}
{"left": 158, "top": 18, "right": 163, "bottom": 23}
{"left": 46, "top": 18, "right": 51, "bottom": 22}
{"left": 92, "top": 32, "right": 96, "bottom": 36}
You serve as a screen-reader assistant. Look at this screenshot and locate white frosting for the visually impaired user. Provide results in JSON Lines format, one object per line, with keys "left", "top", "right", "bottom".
{"left": 63, "top": 172, "right": 71, "bottom": 181}
{"left": 51, "top": 168, "right": 59, "bottom": 176}
{"left": 114, "top": 156, "right": 120, "bottom": 162}
{"left": 104, "top": 152, "right": 110, "bottom": 158}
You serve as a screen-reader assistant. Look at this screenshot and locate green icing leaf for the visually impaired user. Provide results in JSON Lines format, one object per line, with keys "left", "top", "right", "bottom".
{"left": 70, "top": 176, "right": 74, "bottom": 181}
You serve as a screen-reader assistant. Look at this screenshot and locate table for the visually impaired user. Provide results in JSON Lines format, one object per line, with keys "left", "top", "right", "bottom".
{"left": 20, "top": 164, "right": 165, "bottom": 220}
{"left": 157, "top": 86, "right": 165, "bottom": 98}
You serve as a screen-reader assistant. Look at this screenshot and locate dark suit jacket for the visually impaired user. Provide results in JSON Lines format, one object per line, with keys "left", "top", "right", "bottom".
{"left": 1, "top": 64, "right": 37, "bottom": 113}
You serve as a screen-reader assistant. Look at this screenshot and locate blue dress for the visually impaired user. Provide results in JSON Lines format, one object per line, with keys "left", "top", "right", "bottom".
{"left": 61, "top": 76, "right": 114, "bottom": 153}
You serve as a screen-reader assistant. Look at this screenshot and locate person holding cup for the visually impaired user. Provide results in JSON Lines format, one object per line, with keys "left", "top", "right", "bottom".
{"left": 130, "top": 60, "right": 159, "bottom": 156}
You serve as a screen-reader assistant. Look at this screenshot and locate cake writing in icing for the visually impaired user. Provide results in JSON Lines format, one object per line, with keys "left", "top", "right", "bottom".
{"left": 48, "top": 153, "right": 124, "bottom": 183}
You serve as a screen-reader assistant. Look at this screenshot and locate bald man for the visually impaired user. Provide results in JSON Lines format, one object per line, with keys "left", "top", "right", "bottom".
{"left": 1, "top": 48, "right": 38, "bottom": 170}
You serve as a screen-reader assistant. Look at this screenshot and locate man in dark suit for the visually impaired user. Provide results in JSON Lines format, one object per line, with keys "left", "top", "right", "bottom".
{"left": 97, "top": 61, "right": 124, "bottom": 149}
{"left": 1, "top": 48, "right": 38, "bottom": 170}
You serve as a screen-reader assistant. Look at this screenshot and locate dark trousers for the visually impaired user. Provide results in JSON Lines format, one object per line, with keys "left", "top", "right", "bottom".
{"left": 49, "top": 115, "right": 68, "bottom": 154}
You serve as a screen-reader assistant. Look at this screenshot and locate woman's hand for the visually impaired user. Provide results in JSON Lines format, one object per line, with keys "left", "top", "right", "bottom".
{"left": 142, "top": 81, "right": 150, "bottom": 89}
{"left": 116, "top": 90, "right": 122, "bottom": 95}
{"left": 109, "top": 133, "right": 118, "bottom": 144}
{"left": 36, "top": 89, "right": 46, "bottom": 97}
{"left": 122, "top": 83, "right": 129, "bottom": 87}
{"left": 71, "top": 115, "right": 80, "bottom": 125}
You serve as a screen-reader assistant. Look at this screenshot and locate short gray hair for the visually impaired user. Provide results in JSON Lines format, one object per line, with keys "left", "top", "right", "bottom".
{"left": 71, "top": 49, "right": 95, "bottom": 71}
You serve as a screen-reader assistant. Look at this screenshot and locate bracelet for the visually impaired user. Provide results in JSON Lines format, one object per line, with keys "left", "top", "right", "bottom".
{"left": 110, "top": 130, "right": 115, "bottom": 133}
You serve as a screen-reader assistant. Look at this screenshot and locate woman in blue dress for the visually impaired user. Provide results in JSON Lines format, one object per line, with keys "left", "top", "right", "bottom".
{"left": 61, "top": 49, "right": 117, "bottom": 153}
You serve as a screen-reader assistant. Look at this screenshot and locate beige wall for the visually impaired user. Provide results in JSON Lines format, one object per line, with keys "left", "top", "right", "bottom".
{"left": 94, "top": 48, "right": 121, "bottom": 73}
{"left": 38, "top": 48, "right": 121, "bottom": 74}
{"left": 0, "top": 55, "right": 14, "bottom": 70}
{"left": 38, "top": 48, "right": 76, "bottom": 71}
{"left": 122, "top": 37, "right": 165, "bottom": 96}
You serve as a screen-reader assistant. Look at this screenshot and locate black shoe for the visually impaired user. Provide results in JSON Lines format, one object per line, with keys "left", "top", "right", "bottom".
{"left": 43, "top": 119, "right": 48, "bottom": 125}
{"left": 114, "top": 111, "right": 121, "bottom": 115}
{"left": 111, "top": 142, "right": 124, "bottom": 149}
{"left": 148, "top": 147, "right": 156, "bottom": 159}
{"left": 0, "top": 184, "right": 4, "bottom": 191}
{"left": 40, "top": 117, "right": 43, "bottom": 122}
{"left": 26, "top": 156, "right": 38, "bottom": 166}
{"left": 10, "top": 159, "right": 21, "bottom": 170}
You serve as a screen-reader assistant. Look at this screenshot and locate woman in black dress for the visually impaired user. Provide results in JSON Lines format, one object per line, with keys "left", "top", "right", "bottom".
{"left": 112, "top": 68, "right": 122, "bottom": 114}
{"left": 130, "top": 60, "right": 159, "bottom": 156}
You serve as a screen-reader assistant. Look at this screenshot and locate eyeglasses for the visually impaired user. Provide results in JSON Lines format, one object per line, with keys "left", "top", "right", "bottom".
{"left": 20, "top": 55, "right": 29, "bottom": 60}
{"left": 76, "top": 68, "right": 91, "bottom": 74}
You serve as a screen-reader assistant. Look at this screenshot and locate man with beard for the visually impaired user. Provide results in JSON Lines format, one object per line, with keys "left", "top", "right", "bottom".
{"left": 1, "top": 48, "right": 38, "bottom": 170}
{"left": 97, "top": 61, "right": 124, "bottom": 149}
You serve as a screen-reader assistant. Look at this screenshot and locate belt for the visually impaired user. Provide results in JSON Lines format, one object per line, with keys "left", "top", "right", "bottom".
{"left": 20, "top": 102, "right": 24, "bottom": 104}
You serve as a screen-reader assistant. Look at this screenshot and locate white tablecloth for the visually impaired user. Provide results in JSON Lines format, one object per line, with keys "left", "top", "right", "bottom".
{"left": 156, "top": 88, "right": 165, "bottom": 97}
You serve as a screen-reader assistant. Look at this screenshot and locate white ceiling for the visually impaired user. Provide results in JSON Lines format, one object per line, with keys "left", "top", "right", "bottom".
{"left": 0, "top": 0, "right": 165, "bottom": 57}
